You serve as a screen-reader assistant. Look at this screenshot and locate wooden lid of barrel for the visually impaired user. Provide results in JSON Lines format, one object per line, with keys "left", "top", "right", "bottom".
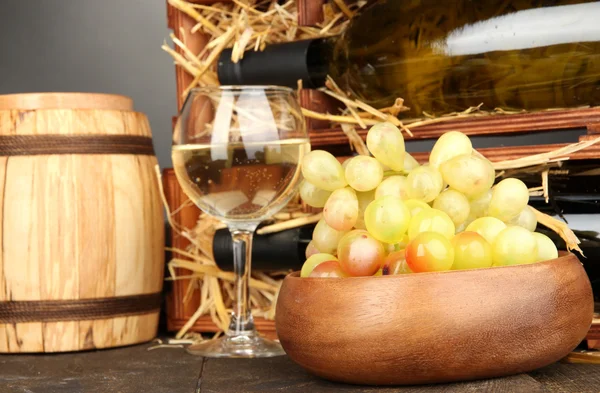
{"left": 0, "top": 92, "right": 133, "bottom": 111}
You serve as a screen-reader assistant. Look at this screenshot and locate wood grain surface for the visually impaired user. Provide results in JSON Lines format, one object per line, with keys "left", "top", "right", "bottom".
{"left": 0, "top": 93, "right": 164, "bottom": 353}
{"left": 276, "top": 254, "right": 594, "bottom": 385}
{"left": 0, "top": 92, "right": 133, "bottom": 111}
{"left": 1, "top": 343, "right": 599, "bottom": 393}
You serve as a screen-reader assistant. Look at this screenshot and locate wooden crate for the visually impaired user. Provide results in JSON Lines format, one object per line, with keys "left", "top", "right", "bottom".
{"left": 164, "top": 0, "right": 600, "bottom": 339}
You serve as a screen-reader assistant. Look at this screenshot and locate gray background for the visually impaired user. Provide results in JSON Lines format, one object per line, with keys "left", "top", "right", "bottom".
{"left": 0, "top": 0, "right": 588, "bottom": 168}
{"left": 0, "top": 0, "right": 176, "bottom": 168}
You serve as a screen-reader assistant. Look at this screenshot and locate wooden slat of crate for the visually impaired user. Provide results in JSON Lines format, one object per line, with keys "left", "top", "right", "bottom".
{"left": 166, "top": 1, "right": 216, "bottom": 111}
{"left": 309, "top": 108, "right": 600, "bottom": 147}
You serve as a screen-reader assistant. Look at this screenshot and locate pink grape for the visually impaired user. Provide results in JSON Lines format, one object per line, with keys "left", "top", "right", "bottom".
{"left": 323, "top": 187, "right": 359, "bottom": 231}
{"left": 337, "top": 230, "right": 386, "bottom": 277}
{"left": 381, "top": 250, "right": 413, "bottom": 275}
{"left": 309, "top": 261, "right": 347, "bottom": 278}
{"left": 305, "top": 241, "right": 320, "bottom": 259}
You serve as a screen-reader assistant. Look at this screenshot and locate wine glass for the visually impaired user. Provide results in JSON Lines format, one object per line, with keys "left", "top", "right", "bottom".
{"left": 172, "top": 86, "right": 309, "bottom": 358}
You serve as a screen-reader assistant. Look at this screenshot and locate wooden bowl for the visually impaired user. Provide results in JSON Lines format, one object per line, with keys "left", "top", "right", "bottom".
{"left": 275, "top": 253, "right": 594, "bottom": 385}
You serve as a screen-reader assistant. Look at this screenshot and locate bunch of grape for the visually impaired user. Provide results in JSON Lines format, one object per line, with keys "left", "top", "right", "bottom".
{"left": 300, "top": 123, "right": 559, "bottom": 278}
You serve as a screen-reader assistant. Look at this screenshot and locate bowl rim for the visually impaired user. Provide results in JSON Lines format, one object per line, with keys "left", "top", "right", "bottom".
{"left": 290, "top": 251, "right": 576, "bottom": 281}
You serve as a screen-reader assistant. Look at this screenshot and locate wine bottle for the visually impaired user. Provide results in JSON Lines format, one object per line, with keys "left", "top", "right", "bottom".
{"left": 212, "top": 224, "right": 314, "bottom": 271}
{"left": 502, "top": 159, "right": 600, "bottom": 215}
{"left": 218, "top": 0, "right": 600, "bottom": 116}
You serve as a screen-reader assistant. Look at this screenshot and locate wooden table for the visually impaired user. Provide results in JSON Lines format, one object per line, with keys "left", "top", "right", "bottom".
{"left": 1, "top": 343, "right": 598, "bottom": 393}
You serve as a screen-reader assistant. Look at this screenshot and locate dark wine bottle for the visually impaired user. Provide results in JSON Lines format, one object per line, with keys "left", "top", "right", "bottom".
{"left": 501, "top": 159, "right": 600, "bottom": 215}
{"left": 212, "top": 224, "right": 314, "bottom": 272}
{"left": 218, "top": 0, "right": 600, "bottom": 116}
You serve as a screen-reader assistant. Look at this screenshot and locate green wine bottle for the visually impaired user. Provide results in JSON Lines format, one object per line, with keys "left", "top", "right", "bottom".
{"left": 218, "top": 0, "right": 600, "bottom": 117}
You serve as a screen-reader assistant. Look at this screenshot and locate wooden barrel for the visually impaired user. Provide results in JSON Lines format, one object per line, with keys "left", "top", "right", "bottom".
{"left": 0, "top": 93, "right": 164, "bottom": 353}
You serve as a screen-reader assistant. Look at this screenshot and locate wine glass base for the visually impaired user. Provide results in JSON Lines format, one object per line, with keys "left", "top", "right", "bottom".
{"left": 186, "top": 334, "right": 285, "bottom": 358}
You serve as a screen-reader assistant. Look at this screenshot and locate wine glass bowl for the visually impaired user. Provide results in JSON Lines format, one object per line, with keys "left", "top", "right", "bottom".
{"left": 172, "top": 86, "right": 309, "bottom": 358}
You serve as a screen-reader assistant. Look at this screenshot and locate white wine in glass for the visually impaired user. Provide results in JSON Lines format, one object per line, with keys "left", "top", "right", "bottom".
{"left": 172, "top": 86, "right": 309, "bottom": 358}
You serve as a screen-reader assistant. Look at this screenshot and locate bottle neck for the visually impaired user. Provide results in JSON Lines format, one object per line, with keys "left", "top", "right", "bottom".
{"left": 212, "top": 224, "right": 314, "bottom": 271}
{"left": 217, "top": 38, "right": 337, "bottom": 89}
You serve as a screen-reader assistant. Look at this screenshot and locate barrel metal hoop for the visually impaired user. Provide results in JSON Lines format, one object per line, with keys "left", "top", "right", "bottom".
{"left": 0, "top": 135, "right": 155, "bottom": 156}
{"left": 0, "top": 293, "right": 162, "bottom": 323}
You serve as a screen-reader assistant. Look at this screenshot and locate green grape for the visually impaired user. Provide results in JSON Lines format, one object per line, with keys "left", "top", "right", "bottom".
{"left": 408, "top": 208, "right": 455, "bottom": 240}
{"left": 455, "top": 220, "right": 468, "bottom": 234}
{"left": 404, "top": 199, "right": 431, "bottom": 217}
{"left": 305, "top": 241, "right": 320, "bottom": 259}
{"left": 508, "top": 206, "right": 537, "bottom": 232}
{"left": 364, "top": 196, "right": 411, "bottom": 244}
{"left": 301, "top": 253, "right": 337, "bottom": 277}
{"left": 312, "top": 219, "right": 348, "bottom": 255}
{"left": 492, "top": 226, "right": 538, "bottom": 266}
{"left": 337, "top": 230, "right": 386, "bottom": 276}
{"left": 299, "top": 180, "right": 332, "bottom": 208}
{"left": 404, "top": 153, "right": 420, "bottom": 172}
{"left": 469, "top": 190, "right": 492, "bottom": 219}
{"left": 385, "top": 234, "right": 410, "bottom": 254}
{"left": 488, "top": 178, "right": 529, "bottom": 222}
{"left": 345, "top": 156, "right": 384, "bottom": 192}
{"left": 341, "top": 158, "right": 351, "bottom": 170}
{"left": 301, "top": 150, "right": 347, "bottom": 191}
{"left": 366, "top": 122, "right": 405, "bottom": 171}
{"left": 354, "top": 190, "right": 375, "bottom": 230}
{"left": 451, "top": 231, "right": 493, "bottom": 270}
{"left": 323, "top": 187, "right": 359, "bottom": 231}
{"left": 465, "top": 217, "right": 506, "bottom": 244}
{"left": 375, "top": 176, "right": 410, "bottom": 200}
{"left": 406, "top": 232, "right": 455, "bottom": 272}
{"left": 381, "top": 250, "right": 413, "bottom": 275}
{"left": 439, "top": 154, "right": 495, "bottom": 197}
{"left": 429, "top": 131, "right": 473, "bottom": 168}
{"left": 406, "top": 166, "right": 444, "bottom": 202}
{"left": 309, "top": 261, "right": 347, "bottom": 278}
{"left": 432, "top": 189, "right": 470, "bottom": 226}
{"left": 532, "top": 232, "right": 559, "bottom": 262}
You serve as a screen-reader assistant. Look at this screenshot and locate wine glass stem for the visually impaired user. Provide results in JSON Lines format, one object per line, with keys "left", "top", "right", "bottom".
{"left": 228, "top": 227, "right": 257, "bottom": 336}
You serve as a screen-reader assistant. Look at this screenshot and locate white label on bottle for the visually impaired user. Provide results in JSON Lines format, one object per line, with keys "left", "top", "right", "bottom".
{"left": 436, "top": 2, "right": 600, "bottom": 56}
